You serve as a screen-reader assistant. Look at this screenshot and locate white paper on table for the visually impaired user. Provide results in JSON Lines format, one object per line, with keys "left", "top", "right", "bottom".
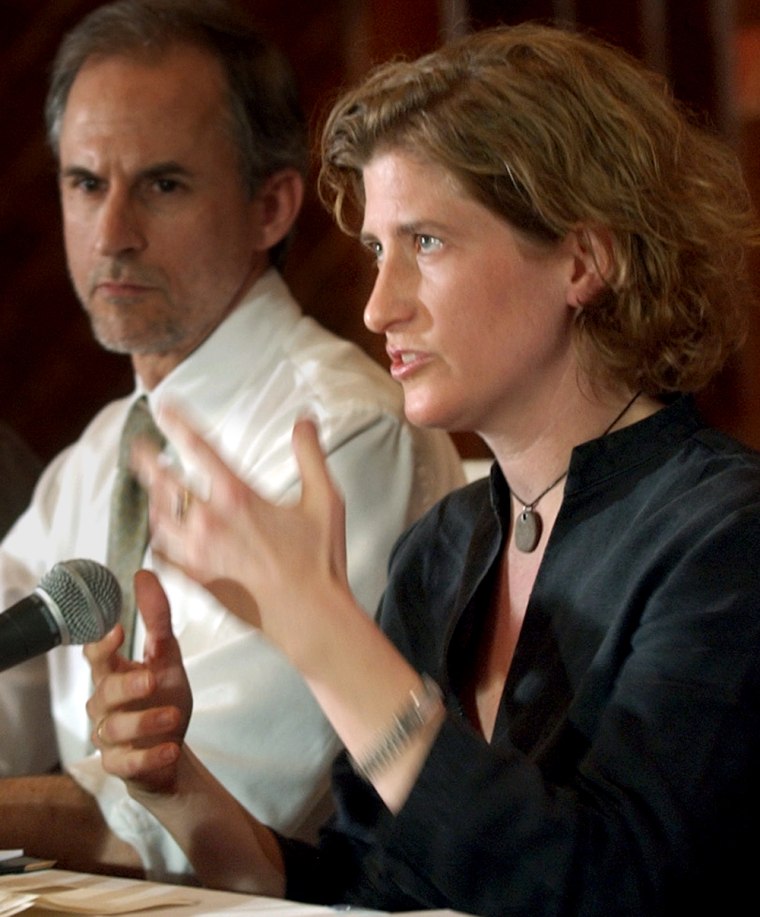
{"left": 0, "top": 891, "right": 36, "bottom": 917}
{"left": 198, "top": 901, "right": 337, "bottom": 916}
{"left": 0, "top": 872, "right": 197, "bottom": 914}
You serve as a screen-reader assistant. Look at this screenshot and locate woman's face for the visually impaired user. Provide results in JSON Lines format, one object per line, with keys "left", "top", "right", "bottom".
{"left": 360, "top": 149, "right": 583, "bottom": 441}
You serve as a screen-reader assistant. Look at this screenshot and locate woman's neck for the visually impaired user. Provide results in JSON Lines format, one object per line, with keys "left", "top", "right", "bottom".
{"left": 483, "top": 387, "right": 662, "bottom": 505}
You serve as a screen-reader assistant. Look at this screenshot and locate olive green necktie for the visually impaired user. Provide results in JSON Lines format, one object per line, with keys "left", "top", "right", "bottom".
{"left": 106, "top": 396, "right": 165, "bottom": 658}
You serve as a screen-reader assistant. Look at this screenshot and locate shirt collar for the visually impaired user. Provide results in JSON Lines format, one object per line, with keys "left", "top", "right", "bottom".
{"left": 139, "top": 268, "right": 301, "bottom": 419}
{"left": 489, "top": 395, "right": 700, "bottom": 519}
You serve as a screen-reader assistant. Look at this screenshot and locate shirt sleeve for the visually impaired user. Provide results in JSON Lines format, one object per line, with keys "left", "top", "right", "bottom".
{"left": 324, "top": 413, "right": 460, "bottom": 615}
{"left": 0, "top": 452, "right": 69, "bottom": 776}
{"left": 68, "top": 754, "right": 192, "bottom": 880}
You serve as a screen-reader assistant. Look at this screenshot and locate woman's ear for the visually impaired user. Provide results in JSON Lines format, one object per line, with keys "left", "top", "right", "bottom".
{"left": 566, "top": 226, "right": 614, "bottom": 309}
{"left": 250, "top": 168, "right": 305, "bottom": 252}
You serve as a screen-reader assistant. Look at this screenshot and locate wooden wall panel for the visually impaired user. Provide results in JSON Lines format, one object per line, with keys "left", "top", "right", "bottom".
{"left": 0, "top": 0, "right": 757, "bottom": 468}
{"left": 0, "top": 1, "right": 451, "bottom": 464}
{"left": 733, "top": 0, "right": 760, "bottom": 448}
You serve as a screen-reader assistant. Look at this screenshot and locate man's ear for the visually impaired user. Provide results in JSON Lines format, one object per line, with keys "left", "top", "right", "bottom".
{"left": 566, "top": 226, "right": 614, "bottom": 309}
{"left": 250, "top": 168, "right": 304, "bottom": 252}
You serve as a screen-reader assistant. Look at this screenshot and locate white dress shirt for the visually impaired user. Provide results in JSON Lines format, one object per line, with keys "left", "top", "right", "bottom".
{"left": 0, "top": 269, "right": 464, "bottom": 878}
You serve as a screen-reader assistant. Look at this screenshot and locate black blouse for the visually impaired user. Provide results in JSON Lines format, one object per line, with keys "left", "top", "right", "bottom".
{"left": 281, "top": 397, "right": 760, "bottom": 916}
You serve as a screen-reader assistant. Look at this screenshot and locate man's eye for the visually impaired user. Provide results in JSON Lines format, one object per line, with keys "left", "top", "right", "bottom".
{"left": 154, "top": 178, "right": 180, "bottom": 193}
{"left": 71, "top": 176, "right": 101, "bottom": 193}
{"left": 415, "top": 234, "right": 442, "bottom": 253}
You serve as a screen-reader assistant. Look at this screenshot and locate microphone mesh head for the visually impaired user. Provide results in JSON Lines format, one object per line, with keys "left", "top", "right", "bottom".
{"left": 38, "top": 559, "right": 122, "bottom": 644}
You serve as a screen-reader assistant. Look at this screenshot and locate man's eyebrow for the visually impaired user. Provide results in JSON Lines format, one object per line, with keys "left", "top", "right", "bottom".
{"left": 60, "top": 164, "right": 97, "bottom": 181}
{"left": 59, "top": 161, "right": 193, "bottom": 181}
{"left": 139, "top": 161, "right": 193, "bottom": 180}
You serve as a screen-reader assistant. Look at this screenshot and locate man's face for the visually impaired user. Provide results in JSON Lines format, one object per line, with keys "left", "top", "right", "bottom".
{"left": 58, "top": 44, "right": 269, "bottom": 385}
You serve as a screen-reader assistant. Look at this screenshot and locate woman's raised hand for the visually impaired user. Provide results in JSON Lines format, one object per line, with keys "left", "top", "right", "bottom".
{"left": 130, "top": 404, "right": 350, "bottom": 666}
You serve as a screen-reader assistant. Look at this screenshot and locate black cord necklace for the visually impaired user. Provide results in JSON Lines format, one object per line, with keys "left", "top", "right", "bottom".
{"left": 510, "top": 391, "right": 642, "bottom": 553}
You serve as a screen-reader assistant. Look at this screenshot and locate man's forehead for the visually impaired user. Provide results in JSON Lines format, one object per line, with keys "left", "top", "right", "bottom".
{"left": 58, "top": 51, "right": 231, "bottom": 172}
{"left": 63, "top": 45, "right": 228, "bottom": 130}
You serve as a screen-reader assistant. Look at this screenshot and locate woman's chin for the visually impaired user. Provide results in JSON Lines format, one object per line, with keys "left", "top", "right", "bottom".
{"left": 402, "top": 396, "right": 461, "bottom": 432}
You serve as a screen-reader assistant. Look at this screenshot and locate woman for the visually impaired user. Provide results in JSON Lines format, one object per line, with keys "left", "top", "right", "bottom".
{"left": 87, "top": 22, "right": 760, "bottom": 916}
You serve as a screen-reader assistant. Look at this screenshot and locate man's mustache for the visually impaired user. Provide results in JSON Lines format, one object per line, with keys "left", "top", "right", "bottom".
{"left": 89, "top": 261, "right": 163, "bottom": 292}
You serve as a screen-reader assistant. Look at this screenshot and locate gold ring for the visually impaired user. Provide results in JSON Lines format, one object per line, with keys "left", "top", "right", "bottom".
{"left": 96, "top": 717, "right": 108, "bottom": 747}
{"left": 174, "top": 487, "right": 193, "bottom": 524}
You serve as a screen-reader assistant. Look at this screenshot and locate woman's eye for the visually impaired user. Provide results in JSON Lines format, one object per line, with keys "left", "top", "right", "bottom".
{"left": 364, "top": 240, "right": 383, "bottom": 262}
{"left": 415, "top": 234, "right": 442, "bottom": 253}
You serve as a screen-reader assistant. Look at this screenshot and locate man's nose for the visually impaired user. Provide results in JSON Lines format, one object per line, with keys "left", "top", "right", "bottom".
{"left": 94, "top": 189, "right": 147, "bottom": 257}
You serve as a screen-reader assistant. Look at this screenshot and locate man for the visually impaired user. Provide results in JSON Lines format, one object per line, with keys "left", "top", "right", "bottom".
{"left": 0, "top": 0, "right": 464, "bottom": 881}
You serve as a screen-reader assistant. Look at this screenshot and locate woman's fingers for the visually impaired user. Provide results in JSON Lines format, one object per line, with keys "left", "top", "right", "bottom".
{"left": 290, "top": 417, "right": 329, "bottom": 489}
{"left": 93, "top": 707, "right": 180, "bottom": 789}
{"left": 86, "top": 667, "right": 154, "bottom": 724}
{"left": 133, "top": 570, "right": 175, "bottom": 659}
{"left": 89, "top": 665, "right": 186, "bottom": 787}
{"left": 86, "top": 568, "right": 191, "bottom": 791}
{"left": 129, "top": 403, "right": 350, "bottom": 660}
{"left": 84, "top": 622, "right": 129, "bottom": 682}
{"left": 153, "top": 402, "right": 260, "bottom": 512}
{"left": 93, "top": 702, "right": 180, "bottom": 747}
{"left": 131, "top": 404, "right": 258, "bottom": 572}
{"left": 292, "top": 417, "right": 348, "bottom": 585}
{"left": 99, "top": 731, "right": 181, "bottom": 782}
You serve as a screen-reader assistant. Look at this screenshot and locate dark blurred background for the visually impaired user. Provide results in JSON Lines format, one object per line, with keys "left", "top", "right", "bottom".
{"left": 1, "top": 0, "right": 759, "bottom": 466}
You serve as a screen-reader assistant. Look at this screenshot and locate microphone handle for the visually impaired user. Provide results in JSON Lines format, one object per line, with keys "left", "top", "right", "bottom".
{"left": 0, "top": 594, "right": 61, "bottom": 673}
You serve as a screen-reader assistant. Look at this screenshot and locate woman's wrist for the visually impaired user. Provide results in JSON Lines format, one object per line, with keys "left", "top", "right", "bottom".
{"left": 297, "top": 596, "right": 447, "bottom": 810}
{"left": 350, "top": 674, "right": 444, "bottom": 782}
{"left": 124, "top": 742, "right": 191, "bottom": 809}
{"left": 277, "top": 584, "right": 366, "bottom": 676}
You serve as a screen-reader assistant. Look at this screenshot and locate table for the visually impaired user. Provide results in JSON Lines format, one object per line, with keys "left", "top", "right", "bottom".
{"left": 0, "top": 868, "right": 469, "bottom": 916}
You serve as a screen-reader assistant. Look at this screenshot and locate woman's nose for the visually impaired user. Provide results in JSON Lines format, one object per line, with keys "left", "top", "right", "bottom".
{"left": 363, "top": 255, "right": 415, "bottom": 335}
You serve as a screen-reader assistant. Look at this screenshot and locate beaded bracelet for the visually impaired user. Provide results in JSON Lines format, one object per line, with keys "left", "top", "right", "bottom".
{"left": 350, "top": 674, "right": 443, "bottom": 782}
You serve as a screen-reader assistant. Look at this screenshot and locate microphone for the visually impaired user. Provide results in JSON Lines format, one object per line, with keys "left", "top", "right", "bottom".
{"left": 0, "top": 559, "right": 121, "bottom": 673}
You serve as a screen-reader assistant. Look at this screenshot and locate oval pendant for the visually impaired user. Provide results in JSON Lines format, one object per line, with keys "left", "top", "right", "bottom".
{"left": 514, "top": 508, "right": 542, "bottom": 553}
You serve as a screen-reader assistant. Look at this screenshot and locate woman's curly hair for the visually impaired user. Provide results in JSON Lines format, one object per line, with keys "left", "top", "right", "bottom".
{"left": 319, "top": 22, "right": 759, "bottom": 395}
